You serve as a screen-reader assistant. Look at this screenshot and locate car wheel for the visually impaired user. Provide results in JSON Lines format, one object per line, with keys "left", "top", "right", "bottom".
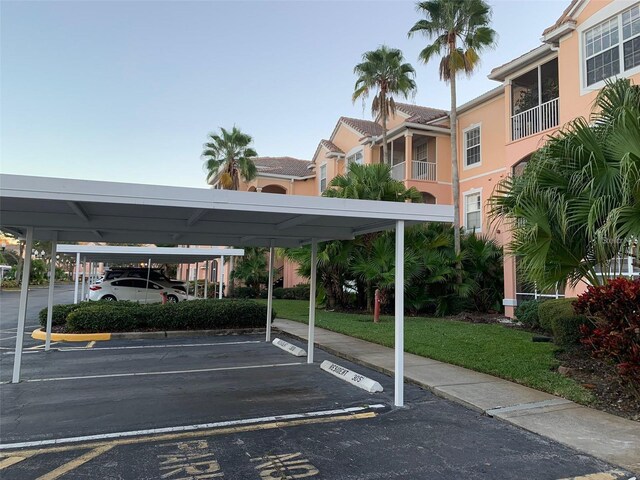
{"left": 167, "top": 295, "right": 179, "bottom": 303}
{"left": 101, "top": 295, "right": 117, "bottom": 301}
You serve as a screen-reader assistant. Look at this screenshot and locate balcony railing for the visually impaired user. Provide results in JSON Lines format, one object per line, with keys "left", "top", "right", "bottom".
{"left": 391, "top": 162, "right": 405, "bottom": 180}
{"left": 511, "top": 97, "right": 559, "bottom": 141}
{"left": 412, "top": 161, "right": 436, "bottom": 181}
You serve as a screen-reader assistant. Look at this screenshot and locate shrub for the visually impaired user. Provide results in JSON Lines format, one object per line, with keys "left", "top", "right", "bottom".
{"left": 515, "top": 299, "right": 544, "bottom": 328}
{"left": 66, "top": 299, "right": 275, "bottom": 333}
{"left": 234, "top": 287, "right": 257, "bottom": 298}
{"left": 537, "top": 298, "right": 577, "bottom": 333}
{"left": 276, "top": 285, "right": 311, "bottom": 301}
{"left": 574, "top": 277, "right": 640, "bottom": 392}
{"left": 1, "top": 280, "right": 19, "bottom": 289}
{"left": 550, "top": 314, "right": 589, "bottom": 347}
{"left": 39, "top": 303, "right": 84, "bottom": 327}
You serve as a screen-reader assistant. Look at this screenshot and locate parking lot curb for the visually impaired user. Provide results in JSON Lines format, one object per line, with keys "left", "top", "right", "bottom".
{"left": 31, "top": 328, "right": 111, "bottom": 342}
{"left": 31, "top": 327, "right": 267, "bottom": 343}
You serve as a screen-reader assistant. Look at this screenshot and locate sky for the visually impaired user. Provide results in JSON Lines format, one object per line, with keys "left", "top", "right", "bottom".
{"left": 1, "top": 0, "right": 569, "bottom": 188}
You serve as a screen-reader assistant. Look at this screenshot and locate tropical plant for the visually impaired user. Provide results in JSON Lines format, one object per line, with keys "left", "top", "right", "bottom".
{"left": 201, "top": 126, "right": 258, "bottom": 190}
{"left": 490, "top": 79, "right": 640, "bottom": 290}
{"left": 324, "top": 163, "right": 422, "bottom": 202}
{"left": 230, "top": 247, "right": 270, "bottom": 295}
{"left": 352, "top": 46, "right": 416, "bottom": 165}
{"left": 461, "top": 233, "right": 503, "bottom": 312}
{"left": 409, "top": 0, "right": 497, "bottom": 259}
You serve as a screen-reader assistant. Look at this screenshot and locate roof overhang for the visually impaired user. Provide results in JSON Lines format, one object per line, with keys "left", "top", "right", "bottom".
{"left": 488, "top": 44, "right": 555, "bottom": 82}
{"left": 542, "top": 21, "right": 577, "bottom": 44}
{"left": 0, "top": 174, "right": 454, "bottom": 248}
{"left": 56, "top": 245, "right": 244, "bottom": 263}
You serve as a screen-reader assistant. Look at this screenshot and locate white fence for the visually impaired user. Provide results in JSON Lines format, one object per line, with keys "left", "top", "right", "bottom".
{"left": 511, "top": 97, "right": 559, "bottom": 141}
{"left": 391, "top": 162, "right": 405, "bottom": 181}
{"left": 412, "top": 161, "right": 436, "bottom": 181}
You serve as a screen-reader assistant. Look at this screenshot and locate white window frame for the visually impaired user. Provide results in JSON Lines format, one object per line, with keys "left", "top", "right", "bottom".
{"left": 463, "top": 124, "right": 482, "bottom": 170}
{"left": 463, "top": 188, "right": 483, "bottom": 233}
{"left": 319, "top": 163, "right": 327, "bottom": 193}
{"left": 346, "top": 147, "right": 364, "bottom": 165}
{"left": 579, "top": 1, "right": 640, "bottom": 95}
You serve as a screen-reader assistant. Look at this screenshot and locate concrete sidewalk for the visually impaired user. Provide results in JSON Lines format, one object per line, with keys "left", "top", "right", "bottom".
{"left": 274, "top": 318, "right": 640, "bottom": 475}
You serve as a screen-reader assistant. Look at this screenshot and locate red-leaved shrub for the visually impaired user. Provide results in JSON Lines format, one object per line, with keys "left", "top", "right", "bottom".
{"left": 574, "top": 277, "right": 640, "bottom": 394}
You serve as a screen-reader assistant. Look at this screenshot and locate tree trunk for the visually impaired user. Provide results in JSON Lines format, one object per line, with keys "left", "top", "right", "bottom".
{"left": 449, "top": 70, "right": 462, "bottom": 278}
{"left": 15, "top": 240, "right": 25, "bottom": 286}
{"left": 381, "top": 92, "right": 388, "bottom": 165}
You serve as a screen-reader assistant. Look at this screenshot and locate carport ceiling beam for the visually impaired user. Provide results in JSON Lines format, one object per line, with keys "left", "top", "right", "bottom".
{"left": 67, "top": 201, "right": 90, "bottom": 222}
{"left": 92, "top": 230, "right": 103, "bottom": 239}
{"left": 276, "top": 215, "right": 318, "bottom": 230}
{"left": 186, "top": 209, "right": 207, "bottom": 227}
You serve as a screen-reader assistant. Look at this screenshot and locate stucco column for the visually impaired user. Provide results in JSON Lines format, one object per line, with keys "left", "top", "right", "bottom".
{"left": 502, "top": 230, "right": 517, "bottom": 318}
{"left": 256, "top": 187, "right": 262, "bottom": 192}
{"left": 404, "top": 133, "right": 413, "bottom": 180}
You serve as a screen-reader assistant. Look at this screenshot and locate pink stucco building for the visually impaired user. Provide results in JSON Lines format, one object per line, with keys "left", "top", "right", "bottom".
{"left": 202, "top": 0, "right": 639, "bottom": 312}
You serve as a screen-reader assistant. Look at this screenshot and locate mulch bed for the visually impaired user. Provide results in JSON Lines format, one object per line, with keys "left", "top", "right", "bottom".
{"left": 556, "top": 348, "right": 640, "bottom": 422}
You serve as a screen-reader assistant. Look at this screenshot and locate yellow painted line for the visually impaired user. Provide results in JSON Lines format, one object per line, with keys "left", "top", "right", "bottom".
{"left": 0, "top": 456, "right": 28, "bottom": 469}
{"left": 31, "top": 328, "right": 110, "bottom": 342}
{"left": 35, "top": 445, "right": 114, "bottom": 480}
{"left": 3, "top": 412, "right": 377, "bottom": 457}
{"left": 556, "top": 469, "right": 631, "bottom": 480}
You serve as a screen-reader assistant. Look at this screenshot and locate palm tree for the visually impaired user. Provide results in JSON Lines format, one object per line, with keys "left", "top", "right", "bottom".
{"left": 201, "top": 126, "right": 258, "bottom": 190}
{"left": 324, "top": 163, "right": 422, "bottom": 202}
{"left": 490, "top": 79, "right": 640, "bottom": 290}
{"left": 352, "top": 46, "right": 417, "bottom": 165}
{"left": 230, "top": 247, "right": 270, "bottom": 296}
{"left": 409, "top": 0, "right": 496, "bottom": 257}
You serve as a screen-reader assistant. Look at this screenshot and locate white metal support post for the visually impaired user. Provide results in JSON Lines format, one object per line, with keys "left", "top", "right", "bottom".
{"left": 45, "top": 233, "right": 58, "bottom": 351}
{"left": 73, "top": 252, "right": 80, "bottom": 304}
{"left": 307, "top": 239, "right": 318, "bottom": 364}
{"left": 80, "top": 257, "right": 86, "bottom": 301}
{"left": 204, "top": 261, "right": 209, "bottom": 298}
{"left": 194, "top": 262, "right": 199, "bottom": 299}
{"left": 12, "top": 226, "right": 34, "bottom": 383}
{"left": 218, "top": 256, "right": 224, "bottom": 299}
{"left": 144, "top": 258, "right": 151, "bottom": 303}
{"left": 395, "top": 220, "right": 405, "bottom": 407}
{"left": 266, "top": 246, "right": 275, "bottom": 342}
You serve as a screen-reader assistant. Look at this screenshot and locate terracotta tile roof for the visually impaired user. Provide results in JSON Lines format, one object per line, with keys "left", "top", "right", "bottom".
{"left": 319, "top": 139, "right": 343, "bottom": 154}
{"left": 253, "top": 157, "right": 313, "bottom": 178}
{"left": 542, "top": 0, "right": 581, "bottom": 35}
{"left": 394, "top": 103, "right": 448, "bottom": 124}
{"left": 339, "top": 116, "right": 384, "bottom": 137}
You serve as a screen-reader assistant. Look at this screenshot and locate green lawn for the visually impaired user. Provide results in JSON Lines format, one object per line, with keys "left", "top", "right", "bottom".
{"left": 265, "top": 299, "right": 593, "bottom": 404}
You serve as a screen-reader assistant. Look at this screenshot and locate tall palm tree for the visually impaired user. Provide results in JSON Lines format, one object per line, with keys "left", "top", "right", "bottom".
{"left": 352, "top": 46, "right": 417, "bottom": 165}
{"left": 489, "top": 79, "right": 640, "bottom": 290}
{"left": 201, "top": 126, "right": 258, "bottom": 190}
{"left": 409, "top": 0, "right": 496, "bottom": 257}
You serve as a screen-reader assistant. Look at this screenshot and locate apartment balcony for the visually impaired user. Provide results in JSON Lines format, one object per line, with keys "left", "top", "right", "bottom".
{"left": 391, "top": 161, "right": 436, "bottom": 182}
{"left": 511, "top": 97, "right": 559, "bottom": 141}
{"left": 510, "top": 57, "right": 559, "bottom": 142}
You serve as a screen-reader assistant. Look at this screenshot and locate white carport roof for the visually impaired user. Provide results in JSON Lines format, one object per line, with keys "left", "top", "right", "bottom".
{"left": 0, "top": 174, "right": 453, "bottom": 247}
{"left": 56, "top": 245, "right": 244, "bottom": 264}
{"left": 1, "top": 173, "right": 454, "bottom": 408}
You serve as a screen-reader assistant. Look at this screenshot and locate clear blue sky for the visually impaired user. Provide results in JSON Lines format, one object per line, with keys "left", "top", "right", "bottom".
{"left": 1, "top": 0, "right": 568, "bottom": 188}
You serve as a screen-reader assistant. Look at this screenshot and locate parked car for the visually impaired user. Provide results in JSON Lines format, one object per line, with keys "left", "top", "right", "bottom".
{"left": 102, "top": 268, "right": 187, "bottom": 292}
{"left": 89, "top": 277, "right": 188, "bottom": 303}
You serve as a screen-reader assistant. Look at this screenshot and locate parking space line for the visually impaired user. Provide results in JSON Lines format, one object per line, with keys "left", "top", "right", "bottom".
{"left": 86, "top": 341, "right": 96, "bottom": 348}
{"left": 22, "top": 362, "right": 306, "bottom": 383}
{"left": 35, "top": 444, "right": 114, "bottom": 480}
{"left": 0, "top": 407, "right": 383, "bottom": 453}
{"left": 56, "top": 340, "right": 262, "bottom": 352}
{"left": 556, "top": 470, "right": 633, "bottom": 480}
{"left": 0, "top": 456, "right": 28, "bottom": 469}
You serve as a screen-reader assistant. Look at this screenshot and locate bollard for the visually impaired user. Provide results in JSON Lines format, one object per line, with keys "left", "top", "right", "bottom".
{"left": 374, "top": 288, "right": 381, "bottom": 323}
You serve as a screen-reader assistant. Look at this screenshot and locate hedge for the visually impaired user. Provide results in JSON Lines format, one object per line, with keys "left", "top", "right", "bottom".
{"left": 39, "top": 303, "right": 84, "bottom": 327}
{"left": 65, "top": 299, "right": 275, "bottom": 333}
{"left": 274, "top": 285, "right": 310, "bottom": 300}
{"left": 538, "top": 298, "right": 588, "bottom": 346}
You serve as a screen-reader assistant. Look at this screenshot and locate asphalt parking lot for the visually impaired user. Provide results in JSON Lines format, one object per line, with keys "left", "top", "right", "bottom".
{"left": 0, "top": 287, "right": 632, "bottom": 479}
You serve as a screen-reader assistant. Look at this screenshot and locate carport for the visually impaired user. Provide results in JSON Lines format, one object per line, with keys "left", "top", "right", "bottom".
{"left": 57, "top": 244, "right": 245, "bottom": 304}
{"left": 0, "top": 173, "right": 453, "bottom": 406}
